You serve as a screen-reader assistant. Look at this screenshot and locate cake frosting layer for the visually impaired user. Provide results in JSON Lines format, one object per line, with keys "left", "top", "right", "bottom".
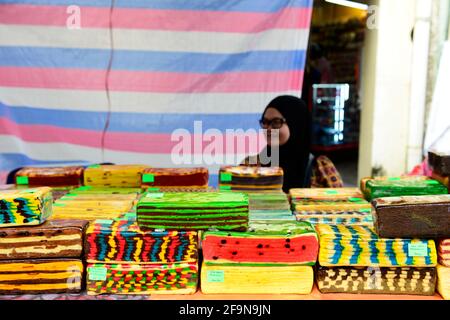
{"left": 84, "top": 165, "right": 149, "bottom": 187}
{"left": 0, "top": 187, "right": 52, "bottom": 227}
{"left": 86, "top": 262, "right": 198, "bottom": 295}
{"left": 85, "top": 219, "right": 198, "bottom": 264}
{"left": 0, "top": 259, "right": 83, "bottom": 294}
{"left": 218, "top": 166, "right": 283, "bottom": 192}
{"left": 317, "top": 266, "right": 436, "bottom": 295}
{"left": 317, "top": 225, "right": 437, "bottom": 267}
{"left": 137, "top": 192, "right": 249, "bottom": 231}
{"left": 365, "top": 179, "right": 447, "bottom": 201}
{"left": 0, "top": 219, "right": 87, "bottom": 260}
{"left": 15, "top": 166, "right": 84, "bottom": 187}
{"left": 202, "top": 221, "right": 318, "bottom": 266}
{"left": 141, "top": 168, "right": 208, "bottom": 189}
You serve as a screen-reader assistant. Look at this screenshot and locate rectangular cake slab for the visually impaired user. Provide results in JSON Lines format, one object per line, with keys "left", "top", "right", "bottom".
{"left": 218, "top": 166, "right": 284, "bottom": 192}
{"left": 365, "top": 179, "right": 448, "bottom": 201}
{"left": 15, "top": 166, "right": 84, "bottom": 187}
{"left": 84, "top": 165, "right": 149, "bottom": 187}
{"left": 141, "top": 167, "right": 208, "bottom": 188}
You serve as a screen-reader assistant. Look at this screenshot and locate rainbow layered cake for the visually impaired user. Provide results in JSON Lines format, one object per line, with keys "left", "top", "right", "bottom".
{"left": 218, "top": 166, "right": 283, "bottom": 192}
{"left": 84, "top": 164, "right": 148, "bottom": 187}
{"left": 365, "top": 179, "right": 447, "bottom": 201}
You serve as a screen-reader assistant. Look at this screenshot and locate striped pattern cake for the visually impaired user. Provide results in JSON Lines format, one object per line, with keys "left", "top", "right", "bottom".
{"left": 84, "top": 165, "right": 149, "bottom": 187}
{"left": 439, "top": 239, "right": 450, "bottom": 267}
{"left": 0, "top": 187, "right": 53, "bottom": 227}
{"left": 137, "top": 192, "right": 249, "bottom": 231}
{"left": 365, "top": 179, "right": 448, "bottom": 201}
{"left": 360, "top": 176, "right": 429, "bottom": 200}
{"left": 218, "top": 166, "right": 283, "bottom": 192}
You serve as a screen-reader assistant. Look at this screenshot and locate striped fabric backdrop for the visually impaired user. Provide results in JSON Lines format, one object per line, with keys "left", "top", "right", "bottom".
{"left": 0, "top": 0, "right": 313, "bottom": 186}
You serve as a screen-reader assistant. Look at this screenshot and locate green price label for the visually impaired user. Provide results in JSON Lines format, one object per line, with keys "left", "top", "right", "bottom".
{"left": 88, "top": 164, "right": 101, "bottom": 169}
{"left": 219, "top": 186, "right": 232, "bottom": 191}
{"left": 77, "top": 186, "right": 92, "bottom": 191}
{"left": 408, "top": 243, "right": 428, "bottom": 257}
{"left": 388, "top": 177, "right": 401, "bottom": 181}
{"left": 425, "top": 180, "right": 439, "bottom": 185}
{"left": 145, "top": 192, "right": 164, "bottom": 198}
{"left": 220, "top": 173, "right": 232, "bottom": 182}
{"left": 88, "top": 267, "right": 107, "bottom": 281}
{"left": 146, "top": 187, "right": 160, "bottom": 192}
{"left": 95, "top": 219, "right": 114, "bottom": 225}
{"left": 207, "top": 270, "right": 224, "bottom": 283}
{"left": 16, "top": 176, "right": 29, "bottom": 185}
{"left": 325, "top": 190, "right": 339, "bottom": 195}
{"left": 142, "top": 174, "right": 155, "bottom": 183}
{"left": 348, "top": 197, "right": 364, "bottom": 203}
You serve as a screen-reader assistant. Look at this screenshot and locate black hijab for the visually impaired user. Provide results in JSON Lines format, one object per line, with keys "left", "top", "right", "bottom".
{"left": 261, "top": 95, "right": 312, "bottom": 192}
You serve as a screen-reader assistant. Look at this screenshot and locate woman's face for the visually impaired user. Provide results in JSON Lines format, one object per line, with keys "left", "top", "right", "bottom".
{"left": 262, "top": 107, "right": 290, "bottom": 146}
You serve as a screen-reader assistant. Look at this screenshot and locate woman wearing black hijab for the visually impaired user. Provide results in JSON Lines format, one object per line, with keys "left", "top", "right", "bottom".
{"left": 243, "top": 95, "right": 343, "bottom": 193}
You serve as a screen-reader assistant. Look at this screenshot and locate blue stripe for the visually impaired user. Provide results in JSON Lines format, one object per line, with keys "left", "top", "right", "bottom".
{"left": 385, "top": 240, "right": 398, "bottom": 266}
{"left": 0, "top": 153, "right": 89, "bottom": 171}
{"left": 347, "top": 226, "right": 361, "bottom": 265}
{"left": 151, "top": 237, "right": 163, "bottom": 261}
{"left": 330, "top": 225, "right": 343, "bottom": 265}
{"left": 0, "top": 47, "right": 305, "bottom": 73}
{"left": 403, "top": 241, "right": 413, "bottom": 266}
{"left": 424, "top": 241, "right": 432, "bottom": 265}
{"left": 1, "top": 0, "right": 312, "bottom": 12}
{"left": 369, "top": 240, "right": 379, "bottom": 265}
{"left": 0, "top": 103, "right": 261, "bottom": 132}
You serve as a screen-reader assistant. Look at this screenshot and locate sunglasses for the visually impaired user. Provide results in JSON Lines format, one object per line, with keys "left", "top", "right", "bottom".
{"left": 259, "top": 117, "right": 287, "bottom": 129}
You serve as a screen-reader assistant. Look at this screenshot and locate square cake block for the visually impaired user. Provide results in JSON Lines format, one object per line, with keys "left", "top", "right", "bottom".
{"left": 372, "top": 195, "right": 450, "bottom": 238}
{"left": 365, "top": 179, "right": 448, "bottom": 201}
{"left": 0, "top": 219, "right": 87, "bottom": 260}
{"left": 290, "top": 188, "right": 365, "bottom": 201}
{"left": 0, "top": 259, "right": 83, "bottom": 294}
{"left": 317, "top": 266, "right": 436, "bottom": 295}
{"left": 437, "top": 264, "right": 450, "bottom": 300}
{"left": 218, "top": 166, "right": 284, "bottom": 192}
{"left": 247, "top": 192, "right": 291, "bottom": 211}
{"left": 317, "top": 225, "right": 437, "bottom": 267}
{"left": 0, "top": 187, "right": 52, "bottom": 227}
{"left": 429, "top": 151, "right": 450, "bottom": 176}
{"left": 84, "top": 164, "right": 149, "bottom": 187}
{"left": 15, "top": 166, "right": 84, "bottom": 187}
{"left": 85, "top": 219, "right": 198, "bottom": 263}
{"left": 86, "top": 262, "right": 198, "bottom": 295}
{"left": 137, "top": 192, "right": 249, "bottom": 231}
{"left": 439, "top": 239, "right": 450, "bottom": 267}
{"left": 202, "top": 221, "right": 318, "bottom": 266}
{"left": 360, "top": 176, "right": 429, "bottom": 199}
{"left": 141, "top": 168, "right": 208, "bottom": 189}
{"left": 200, "top": 263, "right": 313, "bottom": 294}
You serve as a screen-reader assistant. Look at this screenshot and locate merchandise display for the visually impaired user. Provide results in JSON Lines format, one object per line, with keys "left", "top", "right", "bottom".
{"left": 428, "top": 151, "right": 450, "bottom": 176}
{"left": 0, "top": 259, "right": 83, "bottom": 294}
{"left": 84, "top": 165, "right": 148, "bottom": 187}
{"left": 200, "top": 264, "right": 314, "bottom": 294}
{"left": 86, "top": 262, "right": 198, "bottom": 295}
{"left": 437, "top": 264, "right": 450, "bottom": 300}
{"left": 14, "top": 166, "right": 84, "bottom": 187}
{"left": 317, "top": 225, "right": 437, "bottom": 267}
{"left": 141, "top": 168, "right": 208, "bottom": 190}
{"left": 372, "top": 195, "right": 450, "bottom": 238}
{"left": 137, "top": 192, "right": 249, "bottom": 231}
{"left": 439, "top": 240, "right": 450, "bottom": 267}
{"left": 0, "top": 187, "right": 53, "bottom": 227}
{"left": 202, "top": 221, "right": 318, "bottom": 266}
{"left": 0, "top": 219, "right": 87, "bottom": 260}
{"left": 85, "top": 219, "right": 198, "bottom": 264}
{"left": 218, "top": 166, "right": 283, "bottom": 192}
{"left": 365, "top": 179, "right": 447, "bottom": 201}
{"left": 317, "top": 266, "right": 436, "bottom": 295}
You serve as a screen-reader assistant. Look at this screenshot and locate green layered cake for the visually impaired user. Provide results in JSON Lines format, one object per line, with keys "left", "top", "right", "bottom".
{"left": 365, "top": 179, "right": 448, "bottom": 201}
{"left": 137, "top": 192, "right": 249, "bottom": 231}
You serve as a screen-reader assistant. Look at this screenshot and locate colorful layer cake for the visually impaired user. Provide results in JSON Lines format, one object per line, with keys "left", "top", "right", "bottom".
{"left": 437, "top": 264, "right": 450, "bottom": 300}
{"left": 70, "top": 186, "right": 142, "bottom": 195}
{"left": 0, "top": 259, "right": 83, "bottom": 294}
{"left": 294, "top": 211, "right": 374, "bottom": 226}
{"left": 439, "top": 240, "right": 450, "bottom": 267}
{"left": 201, "top": 263, "right": 313, "bottom": 294}
{"left": 86, "top": 262, "right": 198, "bottom": 295}
{"left": 202, "top": 221, "right": 318, "bottom": 266}
{"left": 51, "top": 200, "right": 134, "bottom": 221}
{"left": 0, "top": 219, "right": 87, "bottom": 260}
{"left": 317, "top": 266, "right": 436, "bottom": 295}
{"left": 249, "top": 210, "right": 296, "bottom": 221}
{"left": 248, "top": 192, "right": 291, "bottom": 211}
{"left": 15, "top": 166, "right": 84, "bottom": 187}
{"left": 317, "top": 225, "right": 437, "bottom": 267}
{"left": 0, "top": 187, "right": 52, "bottom": 227}
{"left": 141, "top": 168, "right": 208, "bottom": 189}
{"left": 365, "top": 179, "right": 447, "bottom": 201}
{"left": 218, "top": 166, "right": 283, "bottom": 192}
{"left": 84, "top": 165, "right": 148, "bottom": 187}
{"left": 372, "top": 195, "right": 450, "bottom": 238}
{"left": 137, "top": 192, "right": 249, "bottom": 231}
{"left": 85, "top": 219, "right": 198, "bottom": 264}
{"left": 429, "top": 150, "right": 450, "bottom": 176}
{"left": 290, "top": 188, "right": 365, "bottom": 202}
{"left": 360, "top": 176, "right": 429, "bottom": 199}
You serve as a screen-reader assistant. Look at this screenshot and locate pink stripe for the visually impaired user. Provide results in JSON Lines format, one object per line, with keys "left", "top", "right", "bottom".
{"left": 0, "top": 4, "right": 312, "bottom": 32}
{"left": 0, "top": 117, "right": 266, "bottom": 154}
{"left": 0, "top": 67, "right": 303, "bottom": 93}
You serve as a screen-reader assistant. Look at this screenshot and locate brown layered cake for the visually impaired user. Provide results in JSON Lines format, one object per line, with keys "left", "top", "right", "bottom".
{"left": 317, "top": 266, "right": 436, "bottom": 295}
{"left": 141, "top": 168, "right": 208, "bottom": 190}
{"left": 84, "top": 164, "right": 148, "bottom": 187}
{"left": 0, "top": 187, "right": 53, "bottom": 227}
{"left": 0, "top": 220, "right": 87, "bottom": 260}
{"left": 14, "top": 166, "right": 84, "bottom": 187}
{"left": 372, "top": 195, "right": 450, "bottom": 238}
{"left": 439, "top": 240, "right": 450, "bottom": 267}
{"left": 218, "top": 166, "right": 283, "bottom": 192}
{"left": 0, "top": 259, "right": 83, "bottom": 294}
{"left": 429, "top": 150, "right": 450, "bottom": 176}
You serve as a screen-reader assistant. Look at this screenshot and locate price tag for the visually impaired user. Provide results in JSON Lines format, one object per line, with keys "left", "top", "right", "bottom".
{"left": 146, "top": 187, "right": 160, "bottom": 192}
{"left": 408, "top": 243, "right": 428, "bottom": 257}
{"left": 88, "top": 164, "right": 101, "bottom": 169}
{"left": 219, "top": 186, "right": 231, "bottom": 191}
{"left": 77, "top": 186, "right": 92, "bottom": 191}
{"left": 220, "top": 173, "right": 232, "bottom": 182}
{"left": 16, "top": 176, "right": 29, "bottom": 185}
{"left": 388, "top": 177, "right": 401, "bottom": 181}
{"left": 142, "top": 174, "right": 155, "bottom": 183}
{"left": 325, "top": 190, "right": 338, "bottom": 195}
{"left": 88, "top": 267, "right": 107, "bottom": 281}
{"left": 145, "top": 192, "right": 164, "bottom": 198}
{"left": 207, "top": 270, "right": 224, "bottom": 283}
{"left": 348, "top": 197, "right": 364, "bottom": 203}
{"left": 95, "top": 219, "right": 114, "bottom": 225}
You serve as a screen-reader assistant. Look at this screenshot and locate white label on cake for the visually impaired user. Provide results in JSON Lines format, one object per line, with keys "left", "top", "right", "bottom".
{"left": 88, "top": 267, "right": 108, "bottom": 281}
{"left": 408, "top": 243, "right": 428, "bottom": 257}
{"left": 207, "top": 270, "right": 225, "bottom": 283}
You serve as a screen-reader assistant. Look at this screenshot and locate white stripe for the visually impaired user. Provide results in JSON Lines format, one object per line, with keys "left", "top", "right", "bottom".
{"left": 0, "top": 87, "right": 301, "bottom": 113}
{"left": 0, "top": 25, "right": 309, "bottom": 53}
{"left": 0, "top": 135, "right": 253, "bottom": 171}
